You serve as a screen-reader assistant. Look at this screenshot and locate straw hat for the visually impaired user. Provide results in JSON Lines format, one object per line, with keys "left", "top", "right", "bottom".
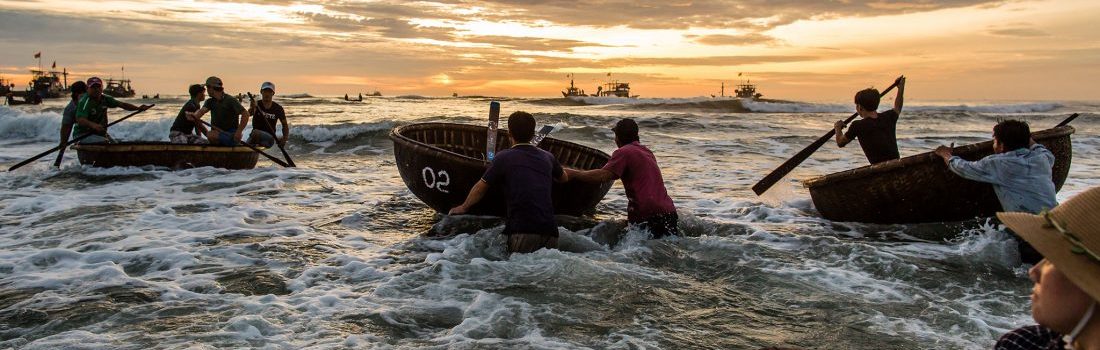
{"left": 998, "top": 187, "right": 1100, "bottom": 301}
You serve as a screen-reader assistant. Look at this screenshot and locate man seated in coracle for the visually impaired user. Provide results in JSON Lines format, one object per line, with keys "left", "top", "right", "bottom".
{"left": 169, "top": 84, "right": 209, "bottom": 144}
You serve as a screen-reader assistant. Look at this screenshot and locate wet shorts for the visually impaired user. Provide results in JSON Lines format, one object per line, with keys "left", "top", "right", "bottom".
{"left": 249, "top": 130, "right": 275, "bottom": 148}
{"left": 632, "top": 212, "right": 680, "bottom": 239}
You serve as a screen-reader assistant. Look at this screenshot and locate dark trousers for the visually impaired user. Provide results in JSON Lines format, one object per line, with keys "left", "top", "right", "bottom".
{"left": 1007, "top": 227, "right": 1043, "bottom": 264}
{"left": 508, "top": 233, "right": 558, "bottom": 254}
{"left": 633, "top": 212, "right": 680, "bottom": 238}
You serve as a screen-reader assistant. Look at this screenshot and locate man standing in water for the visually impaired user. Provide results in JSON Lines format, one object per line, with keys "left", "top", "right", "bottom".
{"left": 189, "top": 76, "right": 249, "bottom": 146}
{"left": 449, "top": 111, "right": 569, "bottom": 253}
{"left": 247, "top": 82, "right": 289, "bottom": 148}
{"left": 73, "top": 77, "right": 148, "bottom": 144}
{"left": 834, "top": 76, "right": 906, "bottom": 164}
{"left": 566, "top": 118, "right": 679, "bottom": 238}
{"left": 934, "top": 119, "right": 1058, "bottom": 263}
{"left": 169, "top": 84, "right": 208, "bottom": 144}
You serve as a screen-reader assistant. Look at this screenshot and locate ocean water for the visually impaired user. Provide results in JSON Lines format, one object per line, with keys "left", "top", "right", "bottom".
{"left": 0, "top": 95, "right": 1097, "bottom": 349}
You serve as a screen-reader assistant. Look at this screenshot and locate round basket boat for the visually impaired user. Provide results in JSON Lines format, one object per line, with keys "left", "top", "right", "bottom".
{"left": 72, "top": 142, "right": 261, "bottom": 170}
{"left": 390, "top": 122, "right": 614, "bottom": 216}
{"left": 803, "top": 126, "right": 1074, "bottom": 224}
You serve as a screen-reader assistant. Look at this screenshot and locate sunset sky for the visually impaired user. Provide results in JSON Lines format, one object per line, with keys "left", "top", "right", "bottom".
{"left": 1, "top": 0, "right": 1097, "bottom": 101}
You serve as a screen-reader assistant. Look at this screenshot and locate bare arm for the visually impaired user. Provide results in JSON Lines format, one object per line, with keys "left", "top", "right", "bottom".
{"left": 566, "top": 168, "right": 614, "bottom": 183}
{"left": 893, "top": 76, "right": 905, "bottom": 114}
{"left": 449, "top": 180, "right": 490, "bottom": 215}
{"left": 118, "top": 102, "right": 141, "bottom": 111}
{"left": 834, "top": 121, "right": 851, "bottom": 147}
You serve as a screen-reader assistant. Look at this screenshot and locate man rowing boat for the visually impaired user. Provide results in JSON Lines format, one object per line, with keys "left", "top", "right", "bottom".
{"left": 834, "top": 76, "right": 906, "bottom": 164}
{"left": 169, "top": 84, "right": 209, "bottom": 144}
{"left": 247, "top": 82, "right": 289, "bottom": 148}
{"left": 73, "top": 77, "right": 149, "bottom": 144}
{"left": 189, "top": 76, "right": 249, "bottom": 146}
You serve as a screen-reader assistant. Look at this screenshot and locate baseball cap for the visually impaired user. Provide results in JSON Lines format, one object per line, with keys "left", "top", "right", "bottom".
{"left": 260, "top": 81, "right": 275, "bottom": 92}
{"left": 87, "top": 77, "right": 103, "bottom": 88}
{"left": 205, "top": 76, "right": 223, "bottom": 89}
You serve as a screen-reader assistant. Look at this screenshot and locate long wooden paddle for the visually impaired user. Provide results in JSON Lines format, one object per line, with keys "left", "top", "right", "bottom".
{"left": 9, "top": 104, "right": 155, "bottom": 171}
{"left": 1055, "top": 113, "right": 1079, "bottom": 128}
{"left": 752, "top": 77, "right": 903, "bottom": 195}
{"left": 248, "top": 92, "right": 296, "bottom": 167}
{"left": 197, "top": 119, "right": 290, "bottom": 167}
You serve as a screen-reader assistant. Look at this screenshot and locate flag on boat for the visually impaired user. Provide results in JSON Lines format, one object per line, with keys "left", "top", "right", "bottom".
{"left": 33, "top": 52, "right": 40, "bottom": 58}
{"left": 51, "top": 61, "right": 56, "bottom": 69}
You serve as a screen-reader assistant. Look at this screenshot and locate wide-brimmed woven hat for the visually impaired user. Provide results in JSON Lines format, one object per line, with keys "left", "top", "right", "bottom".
{"left": 999, "top": 187, "right": 1100, "bottom": 301}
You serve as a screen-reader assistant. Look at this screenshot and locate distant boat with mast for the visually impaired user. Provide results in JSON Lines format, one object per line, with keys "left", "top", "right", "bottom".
{"left": 28, "top": 67, "right": 69, "bottom": 100}
{"left": 595, "top": 73, "right": 637, "bottom": 98}
{"left": 713, "top": 74, "right": 763, "bottom": 100}
{"left": 104, "top": 78, "right": 136, "bottom": 98}
{"left": 561, "top": 73, "right": 588, "bottom": 97}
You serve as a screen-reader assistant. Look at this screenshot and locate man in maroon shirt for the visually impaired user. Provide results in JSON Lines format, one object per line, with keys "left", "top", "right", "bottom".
{"left": 567, "top": 118, "right": 678, "bottom": 238}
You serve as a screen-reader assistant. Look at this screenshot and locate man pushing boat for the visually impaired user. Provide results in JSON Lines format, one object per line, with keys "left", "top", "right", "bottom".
{"left": 73, "top": 77, "right": 150, "bottom": 144}
{"left": 834, "top": 76, "right": 906, "bottom": 164}
{"left": 934, "top": 119, "right": 1058, "bottom": 263}
{"left": 566, "top": 118, "right": 679, "bottom": 238}
{"left": 188, "top": 76, "right": 250, "bottom": 146}
{"left": 449, "top": 111, "right": 570, "bottom": 253}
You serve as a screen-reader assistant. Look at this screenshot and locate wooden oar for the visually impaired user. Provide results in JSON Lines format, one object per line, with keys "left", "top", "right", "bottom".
{"left": 8, "top": 104, "right": 155, "bottom": 171}
{"left": 248, "top": 92, "right": 296, "bottom": 167}
{"left": 197, "top": 119, "right": 290, "bottom": 167}
{"left": 1055, "top": 113, "right": 1079, "bottom": 127}
{"left": 752, "top": 77, "right": 903, "bottom": 195}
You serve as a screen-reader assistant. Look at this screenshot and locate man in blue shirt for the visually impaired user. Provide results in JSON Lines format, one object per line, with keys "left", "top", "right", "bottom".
{"left": 935, "top": 119, "right": 1058, "bottom": 263}
{"left": 934, "top": 120, "right": 1058, "bottom": 213}
{"left": 449, "top": 111, "right": 569, "bottom": 253}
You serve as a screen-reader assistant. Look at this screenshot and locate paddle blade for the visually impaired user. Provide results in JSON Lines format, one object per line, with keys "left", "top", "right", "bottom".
{"left": 751, "top": 131, "right": 835, "bottom": 195}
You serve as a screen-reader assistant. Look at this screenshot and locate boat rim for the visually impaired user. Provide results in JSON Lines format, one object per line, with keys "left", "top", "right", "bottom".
{"left": 803, "top": 125, "right": 1074, "bottom": 188}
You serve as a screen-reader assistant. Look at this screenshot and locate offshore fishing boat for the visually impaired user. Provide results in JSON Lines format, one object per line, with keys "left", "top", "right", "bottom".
{"left": 561, "top": 73, "right": 588, "bottom": 97}
{"left": 27, "top": 68, "right": 69, "bottom": 100}
{"left": 103, "top": 79, "right": 136, "bottom": 98}
{"left": 734, "top": 80, "right": 762, "bottom": 100}
{"left": 390, "top": 122, "right": 614, "bottom": 216}
{"left": 804, "top": 124, "right": 1074, "bottom": 224}
{"left": 72, "top": 142, "right": 260, "bottom": 170}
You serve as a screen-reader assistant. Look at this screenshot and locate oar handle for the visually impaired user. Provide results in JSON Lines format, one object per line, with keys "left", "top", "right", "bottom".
{"left": 8, "top": 104, "right": 155, "bottom": 171}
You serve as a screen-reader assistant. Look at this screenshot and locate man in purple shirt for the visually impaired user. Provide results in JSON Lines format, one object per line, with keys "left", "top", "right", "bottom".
{"left": 567, "top": 118, "right": 678, "bottom": 238}
{"left": 450, "top": 111, "right": 570, "bottom": 253}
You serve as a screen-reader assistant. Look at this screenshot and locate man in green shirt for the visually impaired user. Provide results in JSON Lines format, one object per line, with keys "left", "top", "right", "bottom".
{"left": 73, "top": 77, "right": 148, "bottom": 144}
{"left": 189, "top": 76, "right": 250, "bottom": 146}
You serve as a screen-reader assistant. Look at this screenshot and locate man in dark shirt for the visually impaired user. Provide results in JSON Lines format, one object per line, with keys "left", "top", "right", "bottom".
{"left": 834, "top": 76, "right": 906, "bottom": 164}
{"left": 247, "top": 81, "right": 289, "bottom": 148}
{"left": 189, "top": 76, "right": 249, "bottom": 146}
{"left": 449, "top": 111, "right": 569, "bottom": 253}
{"left": 169, "top": 84, "right": 208, "bottom": 144}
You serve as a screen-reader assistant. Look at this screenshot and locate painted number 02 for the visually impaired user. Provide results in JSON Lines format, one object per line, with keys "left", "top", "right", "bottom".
{"left": 422, "top": 167, "right": 451, "bottom": 193}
